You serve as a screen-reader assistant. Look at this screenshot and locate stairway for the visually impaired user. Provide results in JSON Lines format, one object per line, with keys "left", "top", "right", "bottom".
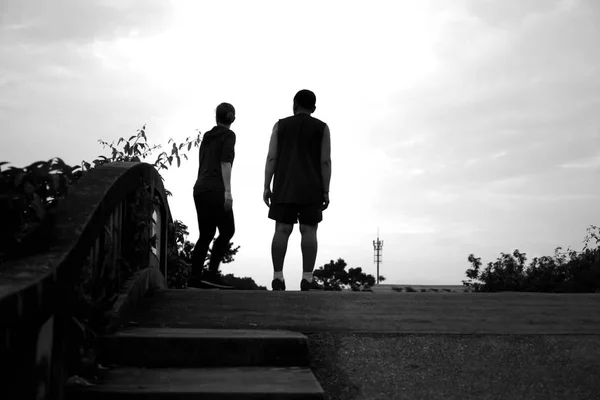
{"left": 66, "top": 327, "right": 324, "bottom": 399}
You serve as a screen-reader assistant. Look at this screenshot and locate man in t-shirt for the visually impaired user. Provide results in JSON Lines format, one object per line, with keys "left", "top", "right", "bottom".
{"left": 263, "top": 89, "right": 332, "bottom": 291}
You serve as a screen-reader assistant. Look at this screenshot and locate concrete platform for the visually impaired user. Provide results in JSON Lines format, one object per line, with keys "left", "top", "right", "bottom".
{"left": 97, "top": 327, "right": 310, "bottom": 367}
{"left": 131, "top": 289, "right": 600, "bottom": 334}
{"left": 67, "top": 366, "right": 324, "bottom": 400}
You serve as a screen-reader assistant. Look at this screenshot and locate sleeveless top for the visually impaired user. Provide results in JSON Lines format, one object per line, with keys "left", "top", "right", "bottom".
{"left": 272, "top": 113, "right": 326, "bottom": 204}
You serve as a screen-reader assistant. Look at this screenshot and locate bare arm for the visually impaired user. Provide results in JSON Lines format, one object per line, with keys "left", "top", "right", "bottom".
{"left": 221, "top": 161, "right": 233, "bottom": 211}
{"left": 264, "top": 122, "right": 278, "bottom": 190}
{"left": 321, "top": 124, "right": 331, "bottom": 193}
{"left": 221, "top": 131, "right": 235, "bottom": 211}
{"left": 221, "top": 162, "right": 232, "bottom": 193}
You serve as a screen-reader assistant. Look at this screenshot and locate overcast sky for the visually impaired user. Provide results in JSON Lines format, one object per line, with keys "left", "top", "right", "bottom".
{"left": 1, "top": 0, "right": 599, "bottom": 290}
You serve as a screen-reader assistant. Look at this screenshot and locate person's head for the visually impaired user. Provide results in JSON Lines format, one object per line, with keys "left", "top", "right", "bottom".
{"left": 216, "top": 102, "right": 235, "bottom": 126}
{"left": 293, "top": 89, "right": 316, "bottom": 114}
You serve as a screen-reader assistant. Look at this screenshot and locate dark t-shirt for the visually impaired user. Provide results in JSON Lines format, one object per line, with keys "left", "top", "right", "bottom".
{"left": 193, "top": 126, "right": 236, "bottom": 195}
{"left": 272, "top": 113, "right": 326, "bottom": 204}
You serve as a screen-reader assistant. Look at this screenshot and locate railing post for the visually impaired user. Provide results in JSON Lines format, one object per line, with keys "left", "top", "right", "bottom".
{"left": 161, "top": 203, "right": 168, "bottom": 288}
{"left": 113, "top": 201, "right": 123, "bottom": 289}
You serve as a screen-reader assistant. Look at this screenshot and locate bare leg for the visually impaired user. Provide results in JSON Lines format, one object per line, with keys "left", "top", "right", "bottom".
{"left": 299, "top": 224, "right": 318, "bottom": 273}
{"left": 272, "top": 222, "right": 293, "bottom": 272}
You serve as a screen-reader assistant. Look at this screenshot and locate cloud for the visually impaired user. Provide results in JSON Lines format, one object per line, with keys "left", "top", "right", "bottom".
{"left": 372, "top": 0, "right": 600, "bottom": 202}
{"left": 0, "top": 0, "right": 173, "bottom": 45}
{"left": 560, "top": 154, "right": 600, "bottom": 169}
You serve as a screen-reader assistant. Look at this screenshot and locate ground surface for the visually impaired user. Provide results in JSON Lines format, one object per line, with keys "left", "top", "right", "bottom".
{"left": 133, "top": 289, "right": 600, "bottom": 334}
{"left": 129, "top": 290, "right": 600, "bottom": 400}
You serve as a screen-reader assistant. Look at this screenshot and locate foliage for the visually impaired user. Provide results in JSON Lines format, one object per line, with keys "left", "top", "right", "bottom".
{"left": 93, "top": 125, "right": 201, "bottom": 177}
{"left": 462, "top": 225, "right": 600, "bottom": 293}
{"left": 166, "top": 220, "right": 193, "bottom": 289}
{"left": 0, "top": 158, "right": 78, "bottom": 262}
{"left": 313, "top": 258, "right": 381, "bottom": 291}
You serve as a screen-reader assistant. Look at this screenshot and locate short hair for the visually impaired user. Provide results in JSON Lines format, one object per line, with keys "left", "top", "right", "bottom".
{"left": 293, "top": 89, "right": 316, "bottom": 110}
{"left": 216, "top": 102, "right": 235, "bottom": 124}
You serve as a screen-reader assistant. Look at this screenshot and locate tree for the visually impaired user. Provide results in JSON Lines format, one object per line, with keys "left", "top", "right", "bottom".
{"left": 313, "top": 258, "right": 380, "bottom": 291}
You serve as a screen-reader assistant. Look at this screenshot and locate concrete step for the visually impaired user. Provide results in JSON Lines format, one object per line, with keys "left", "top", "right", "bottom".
{"left": 97, "top": 328, "right": 310, "bottom": 367}
{"left": 67, "top": 366, "right": 324, "bottom": 400}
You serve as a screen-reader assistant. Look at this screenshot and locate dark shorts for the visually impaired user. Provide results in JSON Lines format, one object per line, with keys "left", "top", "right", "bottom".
{"left": 268, "top": 203, "right": 323, "bottom": 225}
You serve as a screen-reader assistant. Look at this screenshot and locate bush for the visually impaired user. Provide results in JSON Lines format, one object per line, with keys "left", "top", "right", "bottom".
{"left": 463, "top": 225, "right": 600, "bottom": 293}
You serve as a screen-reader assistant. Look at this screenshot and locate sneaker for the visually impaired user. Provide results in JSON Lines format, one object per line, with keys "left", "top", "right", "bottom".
{"left": 271, "top": 279, "right": 286, "bottom": 291}
{"left": 300, "top": 278, "right": 324, "bottom": 291}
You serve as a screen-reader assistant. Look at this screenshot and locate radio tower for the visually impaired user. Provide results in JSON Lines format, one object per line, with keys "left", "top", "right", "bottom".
{"left": 373, "top": 228, "right": 384, "bottom": 284}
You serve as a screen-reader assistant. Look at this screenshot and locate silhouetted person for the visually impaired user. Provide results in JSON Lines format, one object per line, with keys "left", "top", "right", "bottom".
{"left": 263, "top": 89, "right": 332, "bottom": 291}
{"left": 189, "top": 103, "right": 236, "bottom": 289}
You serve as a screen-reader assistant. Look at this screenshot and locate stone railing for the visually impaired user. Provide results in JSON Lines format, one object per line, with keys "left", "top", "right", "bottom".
{"left": 0, "top": 162, "right": 171, "bottom": 400}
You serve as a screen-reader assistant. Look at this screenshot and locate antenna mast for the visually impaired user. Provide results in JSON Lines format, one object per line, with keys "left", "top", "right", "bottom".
{"left": 373, "top": 227, "right": 384, "bottom": 284}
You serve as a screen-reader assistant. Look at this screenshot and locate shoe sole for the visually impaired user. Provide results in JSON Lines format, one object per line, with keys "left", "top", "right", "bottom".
{"left": 200, "top": 279, "right": 235, "bottom": 289}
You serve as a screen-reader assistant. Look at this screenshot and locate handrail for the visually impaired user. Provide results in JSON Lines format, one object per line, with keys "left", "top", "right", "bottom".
{"left": 0, "top": 162, "right": 171, "bottom": 399}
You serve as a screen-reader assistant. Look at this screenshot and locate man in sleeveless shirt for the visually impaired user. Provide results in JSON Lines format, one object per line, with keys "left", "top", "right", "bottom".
{"left": 263, "top": 90, "right": 332, "bottom": 291}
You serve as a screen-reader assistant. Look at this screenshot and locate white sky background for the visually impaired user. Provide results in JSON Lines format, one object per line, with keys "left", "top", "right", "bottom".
{"left": 1, "top": 0, "right": 599, "bottom": 290}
